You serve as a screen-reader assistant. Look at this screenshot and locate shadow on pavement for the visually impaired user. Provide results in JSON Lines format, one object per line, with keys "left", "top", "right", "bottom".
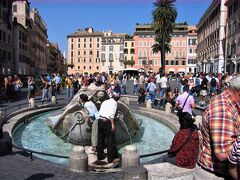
{"left": 25, "top": 173, "right": 54, "bottom": 180}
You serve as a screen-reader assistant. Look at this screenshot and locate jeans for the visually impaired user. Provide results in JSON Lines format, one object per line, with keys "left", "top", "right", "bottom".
{"left": 42, "top": 88, "right": 49, "bottom": 101}
{"left": 149, "top": 91, "right": 156, "bottom": 106}
{"left": 159, "top": 88, "right": 167, "bottom": 107}
{"left": 66, "top": 88, "right": 74, "bottom": 99}
{"left": 133, "top": 84, "right": 138, "bottom": 94}
{"left": 122, "top": 85, "right": 127, "bottom": 94}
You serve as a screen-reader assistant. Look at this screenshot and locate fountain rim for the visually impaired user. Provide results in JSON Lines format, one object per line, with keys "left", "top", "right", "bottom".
{"left": 3, "top": 98, "right": 180, "bottom": 169}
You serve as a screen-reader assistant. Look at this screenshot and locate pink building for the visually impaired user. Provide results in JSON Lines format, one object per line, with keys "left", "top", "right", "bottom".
{"left": 133, "top": 23, "right": 190, "bottom": 74}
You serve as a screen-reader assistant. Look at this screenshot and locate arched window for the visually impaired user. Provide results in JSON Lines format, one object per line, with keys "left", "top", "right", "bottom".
{"left": 182, "top": 60, "right": 186, "bottom": 65}
{"left": 166, "top": 61, "right": 169, "bottom": 65}
{"left": 175, "top": 60, "right": 178, "bottom": 65}
{"left": 171, "top": 60, "right": 174, "bottom": 65}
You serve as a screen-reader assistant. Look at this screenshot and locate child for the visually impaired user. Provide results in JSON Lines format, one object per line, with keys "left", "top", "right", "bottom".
{"left": 138, "top": 87, "right": 146, "bottom": 104}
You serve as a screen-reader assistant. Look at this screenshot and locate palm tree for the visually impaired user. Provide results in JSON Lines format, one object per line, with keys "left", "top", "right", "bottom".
{"left": 152, "top": 0, "right": 177, "bottom": 74}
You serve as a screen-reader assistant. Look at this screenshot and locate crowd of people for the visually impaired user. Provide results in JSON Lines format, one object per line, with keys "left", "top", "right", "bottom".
{"left": 1, "top": 70, "right": 240, "bottom": 179}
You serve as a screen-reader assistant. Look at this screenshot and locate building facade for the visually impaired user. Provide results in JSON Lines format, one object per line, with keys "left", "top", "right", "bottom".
{"left": 47, "top": 41, "right": 66, "bottom": 74}
{"left": 101, "top": 30, "right": 125, "bottom": 73}
{"left": 30, "top": 8, "right": 48, "bottom": 75}
{"left": 134, "top": 24, "right": 160, "bottom": 73}
{"left": 0, "top": 0, "right": 14, "bottom": 75}
{"left": 123, "top": 37, "right": 135, "bottom": 68}
{"left": 133, "top": 23, "right": 190, "bottom": 74}
{"left": 187, "top": 26, "right": 198, "bottom": 74}
{"left": 197, "top": 0, "right": 227, "bottom": 73}
{"left": 225, "top": 0, "right": 240, "bottom": 73}
{"left": 67, "top": 27, "right": 102, "bottom": 74}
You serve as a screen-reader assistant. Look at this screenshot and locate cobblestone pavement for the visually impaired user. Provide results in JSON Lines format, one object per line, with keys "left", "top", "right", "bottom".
{"left": 0, "top": 150, "right": 123, "bottom": 180}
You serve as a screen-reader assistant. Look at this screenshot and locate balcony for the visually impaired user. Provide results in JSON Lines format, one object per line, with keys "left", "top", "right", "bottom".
{"left": 101, "top": 58, "right": 106, "bottom": 62}
{"left": 109, "top": 59, "right": 113, "bottom": 62}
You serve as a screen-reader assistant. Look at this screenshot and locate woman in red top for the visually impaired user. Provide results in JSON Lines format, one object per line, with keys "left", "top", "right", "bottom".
{"left": 164, "top": 114, "right": 199, "bottom": 169}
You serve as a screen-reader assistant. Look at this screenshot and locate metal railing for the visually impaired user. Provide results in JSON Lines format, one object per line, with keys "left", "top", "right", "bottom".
{"left": 2, "top": 98, "right": 169, "bottom": 163}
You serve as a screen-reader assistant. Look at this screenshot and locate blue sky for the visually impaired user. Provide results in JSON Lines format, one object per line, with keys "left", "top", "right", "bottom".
{"left": 30, "top": 0, "right": 212, "bottom": 54}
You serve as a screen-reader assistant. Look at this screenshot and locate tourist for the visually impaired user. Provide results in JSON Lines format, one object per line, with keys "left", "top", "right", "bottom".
{"left": 12, "top": 75, "right": 23, "bottom": 100}
{"left": 40, "top": 75, "right": 49, "bottom": 101}
{"left": 122, "top": 76, "right": 127, "bottom": 94}
{"left": 133, "top": 76, "right": 139, "bottom": 95}
{"left": 53, "top": 73, "right": 62, "bottom": 95}
{"left": 97, "top": 93, "right": 120, "bottom": 163}
{"left": 3, "top": 77, "right": 10, "bottom": 102}
{"left": 79, "top": 94, "right": 99, "bottom": 152}
{"left": 159, "top": 73, "right": 168, "bottom": 108}
{"left": 65, "top": 75, "right": 73, "bottom": 99}
{"left": 197, "top": 76, "right": 240, "bottom": 178}
{"left": 138, "top": 87, "right": 146, "bottom": 104}
{"left": 146, "top": 78, "right": 157, "bottom": 107}
{"left": 199, "top": 74, "right": 208, "bottom": 106}
{"left": 209, "top": 73, "right": 218, "bottom": 97}
{"left": 27, "top": 76, "right": 36, "bottom": 102}
{"left": 164, "top": 116, "right": 199, "bottom": 169}
{"left": 139, "top": 73, "right": 145, "bottom": 89}
{"left": 165, "top": 87, "right": 175, "bottom": 108}
{"left": 175, "top": 84, "right": 195, "bottom": 116}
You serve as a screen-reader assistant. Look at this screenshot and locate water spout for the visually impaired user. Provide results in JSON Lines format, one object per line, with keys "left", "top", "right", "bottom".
{"left": 117, "top": 111, "right": 133, "bottom": 144}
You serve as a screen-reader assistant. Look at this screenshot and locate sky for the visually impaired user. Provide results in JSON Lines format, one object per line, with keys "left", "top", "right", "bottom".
{"left": 30, "top": 0, "right": 212, "bottom": 55}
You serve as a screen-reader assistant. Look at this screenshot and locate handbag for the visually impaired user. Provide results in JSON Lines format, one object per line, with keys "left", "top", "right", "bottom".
{"left": 177, "top": 94, "right": 190, "bottom": 117}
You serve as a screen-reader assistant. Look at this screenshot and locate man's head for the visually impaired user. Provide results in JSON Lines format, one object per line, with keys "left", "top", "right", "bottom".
{"left": 112, "top": 92, "right": 120, "bottom": 101}
{"left": 79, "top": 94, "right": 89, "bottom": 103}
{"left": 228, "top": 75, "right": 240, "bottom": 102}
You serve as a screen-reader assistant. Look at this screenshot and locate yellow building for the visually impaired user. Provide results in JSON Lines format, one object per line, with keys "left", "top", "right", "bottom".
{"left": 67, "top": 27, "right": 102, "bottom": 74}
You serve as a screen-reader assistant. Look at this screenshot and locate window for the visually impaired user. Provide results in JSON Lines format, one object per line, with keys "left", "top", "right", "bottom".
{"left": 84, "top": 38, "right": 86, "bottom": 42}
{"left": 171, "top": 60, "right": 174, "bottom": 65}
{"left": 131, "top": 42, "right": 134, "bottom": 47}
{"left": 97, "top": 51, "right": 99, "bottom": 57}
{"left": 97, "top": 66, "right": 99, "bottom": 70}
{"left": 109, "top": 53, "right": 113, "bottom": 61}
{"left": 78, "top": 44, "right": 80, "bottom": 48}
{"left": 78, "top": 66, "right": 80, "bottom": 69}
{"left": 175, "top": 60, "right": 178, "bottom": 65}
{"left": 78, "top": 58, "right": 80, "bottom": 62}
{"left": 83, "top": 66, "right": 86, "bottom": 69}
{"left": 90, "top": 38, "right": 92, "bottom": 42}
{"left": 102, "top": 53, "right": 105, "bottom": 60}
{"left": 90, "top": 44, "right": 92, "bottom": 48}
{"left": 89, "top": 58, "right": 92, "bottom": 63}
{"left": 78, "top": 51, "right": 80, "bottom": 55}
{"left": 120, "top": 53, "right": 124, "bottom": 61}
{"left": 71, "top": 44, "right": 73, "bottom": 50}
{"left": 97, "top": 38, "right": 99, "bottom": 42}
{"left": 71, "top": 38, "right": 73, "bottom": 42}
{"left": 182, "top": 60, "right": 186, "bottom": 65}
{"left": 102, "top": 46, "right": 105, "bottom": 52}
{"left": 89, "top": 66, "right": 91, "bottom": 69}
{"left": 120, "top": 46, "right": 124, "bottom": 51}
{"left": 97, "top": 43, "right": 99, "bottom": 48}
{"left": 84, "top": 58, "right": 86, "bottom": 63}
{"left": 109, "top": 46, "right": 113, "bottom": 51}
{"left": 84, "top": 51, "right": 86, "bottom": 55}
{"left": 125, "top": 42, "right": 127, "bottom": 47}
{"left": 84, "top": 44, "right": 86, "bottom": 48}
{"left": 13, "top": 5, "right": 17, "bottom": 13}
{"left": 166, "top": 60, "right": 169, "bottom": 65}
{"left": 71, "top": 51, "right": 73, "bottom": 57}
{"left": 189, "top": 48, "right": 193, "bottom": 53}
{"left": 90, "top": 50, "right": 93, "bottom": 55}
{"left": 78, "top": 38, "right": 80, "bottom": 42}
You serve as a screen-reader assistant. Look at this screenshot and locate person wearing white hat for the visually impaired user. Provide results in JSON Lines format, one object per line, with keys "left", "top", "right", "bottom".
{"left": 97, "top": 92, "right": 120, "bottom": 163}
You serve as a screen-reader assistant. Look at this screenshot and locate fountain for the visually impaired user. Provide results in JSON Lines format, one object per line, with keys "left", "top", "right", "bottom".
{"left": 45, "top": 83, "right": 141, "bottom": 146}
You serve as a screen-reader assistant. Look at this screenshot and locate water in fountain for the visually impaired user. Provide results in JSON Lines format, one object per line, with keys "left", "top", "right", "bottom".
{"left": 12, "top": 111, "right": 174, "bottom": 165}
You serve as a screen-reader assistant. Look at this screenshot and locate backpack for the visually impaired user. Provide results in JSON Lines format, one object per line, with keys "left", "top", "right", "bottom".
{"left": 210, "top": 78, "right": 217, "bottom": 87}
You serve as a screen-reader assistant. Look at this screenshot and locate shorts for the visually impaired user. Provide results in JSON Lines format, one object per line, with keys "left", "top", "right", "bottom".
{"left": 200, "top": 90, "right": 207, "bottom": 96}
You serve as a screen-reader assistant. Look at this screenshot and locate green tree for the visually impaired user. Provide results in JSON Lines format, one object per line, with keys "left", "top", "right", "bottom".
{"left": 152, "top": 0, "right": 177, "bottom": 73}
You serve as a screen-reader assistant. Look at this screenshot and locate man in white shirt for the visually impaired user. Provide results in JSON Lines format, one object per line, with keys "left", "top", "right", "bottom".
{"left": 159, "top": 73, "right": 168, "bottom": 108}
{"left": 155, "top": 73, "right": 161, "bottom": 89}
{"left": 97, "top": 93, "right": 120, "bottom": 163}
